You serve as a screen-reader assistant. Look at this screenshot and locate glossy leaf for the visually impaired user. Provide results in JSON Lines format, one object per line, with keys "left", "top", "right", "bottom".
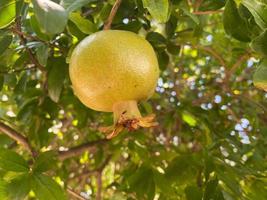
{"left": 0, "top": 35, "right": 12, "bottom": 56}
{"left": 69, "top": 12, "right": 97, "bottom": 34}
{"left": 128, "top": 165, "right": 155, "bottom": 200}
{"left": 32, "top": 174, "right": 67, "bottom": 200}
{"left": 0, "top": 0, "right": 16, "bottom": 29}
{"left": 7, "top": 173, "right": 31, "bottom": 200}
{"left": 32, "top": 0, "right": 68, "bottom": 34}
{"left": 47, "top": 58, "right": 67, "bottom": 102}
{"left": 223, "top": 0, "right": 251, "bottom": 42}
{"left": 33, "top": 151, "right": 57, "bottom": 173}
{"left": 251, "top": 29, "right": 267, "bottom": 56}
{"left": 142, "top": 0, "right": 170, "bottom": 23}
{"left": 60, "top": 0, "right": 93, "bottom": 13}
{"left": 0, "top": 148, "right": 29, "bottom": 172}
{"left": 242, "top": 0, "right": 267, "bottom": 30}
{"left": 36, "top": 44, "right": 49, "bottom": 66}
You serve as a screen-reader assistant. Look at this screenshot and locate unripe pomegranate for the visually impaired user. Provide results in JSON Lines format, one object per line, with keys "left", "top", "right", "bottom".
{"left": 69, "top": 30, "right": 159, "bottom": 138}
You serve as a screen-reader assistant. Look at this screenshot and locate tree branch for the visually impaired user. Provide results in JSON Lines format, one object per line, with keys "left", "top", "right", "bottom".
{"left": 0, "top": 121, "right": 36, "bottom": 156}
{"left": 193, "top": 10, "right": 223, "bottom": 15}
{"left": 0, "top": 65, "right": 37, "bottom": 74}
{"left": 193, "top": 45, "right": 227, "bottom": 68}
{"left": 67, "top": 187, "right": 87, "bottom": 200}
{"left": 96, "top": 171, "right": 102, "bottom": 200}
{"left": 103, "top": 0, "right": 122, "bottom": 30}
{"left": 224, "top": 51, "right": 251, "bottom": 84}
{"left": 58, "top": 139, "right": 108, "bottom": 161}
{"left": 14, "top": 17, "right": 46, "bottom": 72}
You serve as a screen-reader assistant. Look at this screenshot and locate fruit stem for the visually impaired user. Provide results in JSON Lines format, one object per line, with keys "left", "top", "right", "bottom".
{"left": 112, "top": 100, "right": 141, "bottom": 124}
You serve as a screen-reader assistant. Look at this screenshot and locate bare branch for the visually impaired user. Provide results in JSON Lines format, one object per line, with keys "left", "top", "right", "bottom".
{"left": 96, "top": 171, "right": 102, "bottom": 200}
{"left": 58, "top": 139, "right": 108, "bottom": 161}
{"left": 67, "top": 187, "right": 87, "bottom": 200}
{"left": 193, "top": 10, "right": 223, "bottom": 15}
{"left": 194, "top": 45, "right": 227, "bottom": 68}
{"left": 0, "top": 121, "right": 36, "bottom": 156}
{"left": 0, "top": 65, "right": 37, "bottom": 74}
{"left": 103, "top": 0, "right": 122, "bottom": 30}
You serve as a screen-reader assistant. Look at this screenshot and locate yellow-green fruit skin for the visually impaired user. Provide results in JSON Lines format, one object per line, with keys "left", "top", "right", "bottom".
{"left": 69, "top": 30, "right": 159, "bottom": 112}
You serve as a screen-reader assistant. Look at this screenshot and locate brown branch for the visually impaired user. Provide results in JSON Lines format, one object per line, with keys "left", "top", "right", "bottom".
{"left": 0, "top": 65, "right": 37, "bottom": 74}
{"left": 194, "top": 0, "right": 203, "bottom": 11}
{"left": 193, "top": 45, "right": 227, "bottom": 68}
{"left": 58, "top": 139, "right": 108, "bottom": 161}
{"left": 229, "top": 52, "right": 251, "bottom": 76}
{"left": 11, "top": 27, "right": 65, "bottom": 55}
{"left": 96, "top": 171, "right": 102, "bottom": 200}
{"left": 67, "top": 187, "right": 87, "bottom": 200}
{"left": 14, "top": 17, "right": 46, "bottom": 72}
{"left": 103, "top": 0, "right": 122, "bottom": 30}
{"left": 0, "top": 121, "right": 36, "bottom": 156}
{"left": 193, "top": 10, "right": 223, "bottom": 15}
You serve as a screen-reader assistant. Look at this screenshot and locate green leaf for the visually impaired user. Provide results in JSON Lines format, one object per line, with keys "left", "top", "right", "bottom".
{"left": 142, "top": 0, "right": 170, "bottom": 23}
{"left": 33, "top": 151, "right": 57, "bottom": 173}
{"left": 251, "top": 29, "right": 267, "bottom": 56}
{"left": 185, "top": 186, "right": 202, "bottom": 200}
{"left": 32, "top": 174, "right": 67, "bottom": 200}
{"left": 32, "top": 0, "right": 68, "bottom": 34}
{"left": 0, "top": 75, "right": 4, "bottom": 91}
{"left": 0, "top": 35, "right": 12, "bottom": 56}
{"left": 30, "top": 15, "right": 50, "bottom": 40}
{"left": 128, "top": 165, "right": 155, "bottom": 200}
{"left": 47, "top": 58, "right": 67, "bottom": 102}
{"left": 182, "top": 111, "right": 197, "bottom": 127}
{"left": 181, "top": 8, "right": 200, "bottom": 25}
{"left": 242, "top": 0, "right": 267, "bottom": 30}
{"left": 36, "top": 44, "right": 49, "bottom": 66}
{"left": 199, "top": 0, "right": 226, "bottom": 11}
{"left": 253, "top": 59, "right": 267, "bottom": 91}
{"left": 146, "top": 32, "right": 167, "bottom": 52}
{"left": 60, "top": 0, "right": 93, "bottom": 13}
{"left": 223, "top": 0, "right": 251, "bottom": 42}
{"left": 7, "top": 173, "right": 31, "bottom": 200}
{"left": 0, "top": 0, "right": 16, "bottom": 29}
{"left": 0, "top": 179, "right": 7, "bottom": 200}
{"left": 69, "top": 12, "right": 97, "bottom": 34}
{"left": 16, "top": 97, "right": 39, "bottom": 122}
{"left": 165, "top": 155, "right": 199, "bottom": 184}
{"left": 0, "top": 148, "right": 29, "bottom": 172}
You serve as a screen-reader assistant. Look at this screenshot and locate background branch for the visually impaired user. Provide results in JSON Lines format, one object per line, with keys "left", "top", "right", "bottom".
{"left": 0, "top": 121, "right": 36, "bottom": 156}
{"left": 58, "top": 139, "right": 108, "bottom": 160}
{"left": 67, "top": 187, "right": 87, "bottom": 200}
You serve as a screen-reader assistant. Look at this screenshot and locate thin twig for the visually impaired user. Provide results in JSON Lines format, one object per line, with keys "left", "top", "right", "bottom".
{"left": 194, "top": 0, "right": 203, "bottom": 11}
{"left": 103, "top": 0, "right": 122, "bottom": 30}
{"left": 96, "top": 171, "right": 102, "bottom": 200}
{"left": 193, "top": 45, "right": 227, "bottom": 68}
{"left": 11, "top": 27, "right": 65, "bottom": 54}
{"left": 0, "top": 65, "right": 37, "bottom": 74}
{"left": 14, "top": 17, "right": 46, "bottom": 72}
{"left": 193, "top": 10, "right": 223, "bottom": 15}
{"left": 0, "top": 121, "right": 36, "bottom": 156}
{"left": 71, "top": 155, "right": 112, "bottom": 180}
{"left": 67, "top": 187, "right": 87, "bottom": 200}
{"left": 58, "top": 139, "right": 108, "bottom": 160}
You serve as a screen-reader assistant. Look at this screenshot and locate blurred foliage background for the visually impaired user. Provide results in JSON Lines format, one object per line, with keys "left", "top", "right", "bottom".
{"left": 0, "top": 0, "right": 266, "bottom": 199}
